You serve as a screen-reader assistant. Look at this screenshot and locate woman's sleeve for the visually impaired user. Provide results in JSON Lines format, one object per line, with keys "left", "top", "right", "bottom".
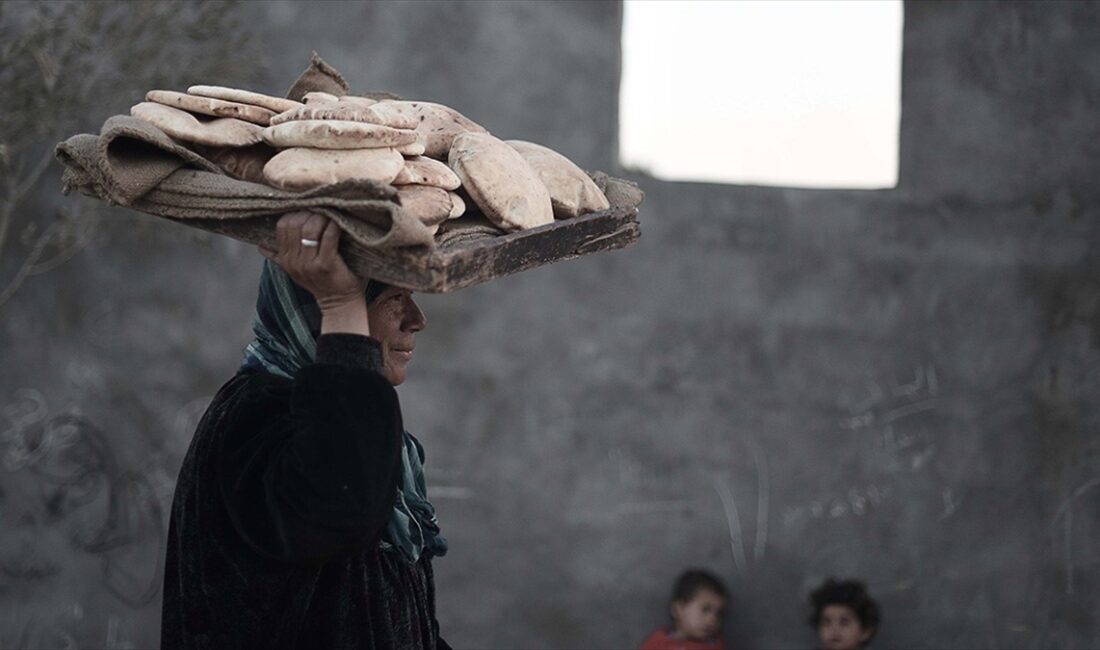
{"left": 217, "top": 333, "right": 405, "bottom": 564}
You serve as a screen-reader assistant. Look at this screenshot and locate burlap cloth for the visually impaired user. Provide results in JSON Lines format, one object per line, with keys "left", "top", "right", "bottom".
{"left": 54, "top": 53, "right": 435, "bottom": 249}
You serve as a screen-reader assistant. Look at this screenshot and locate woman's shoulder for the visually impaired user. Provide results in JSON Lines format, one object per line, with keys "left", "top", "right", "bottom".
{"left": 194, "top": 371, "right": 293, "bottom": 441}
{"left": 215, "top": 369, "right": 292, "bottom": 409}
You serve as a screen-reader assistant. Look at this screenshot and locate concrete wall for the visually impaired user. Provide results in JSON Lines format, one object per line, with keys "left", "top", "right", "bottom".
{"left": 1, "top": 2, "right": 1098, "bottom": 648}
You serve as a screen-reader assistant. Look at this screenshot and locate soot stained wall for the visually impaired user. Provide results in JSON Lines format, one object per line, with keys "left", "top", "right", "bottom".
{"left": 1, "top": 2, "right": 1097, "bottom": 649}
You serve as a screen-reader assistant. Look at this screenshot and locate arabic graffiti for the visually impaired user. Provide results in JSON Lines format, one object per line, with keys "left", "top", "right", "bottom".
{"left": 839, "top": 363, "right": 941, "bottom": 471}
{"left": 0, "top": 389, "right": 166, "bottom": 607}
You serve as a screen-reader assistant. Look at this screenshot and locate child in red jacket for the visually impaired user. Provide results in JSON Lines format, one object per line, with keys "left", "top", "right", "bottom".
{"left": 640, "top": 569, "right": 728, "bottom": 650}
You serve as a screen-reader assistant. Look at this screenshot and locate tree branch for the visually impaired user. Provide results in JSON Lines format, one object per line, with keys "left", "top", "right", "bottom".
{"left": 27, "top": 207, "right": 97, "bottom": 276}
{"left": 13, "top": 146, "right": 56, "bottom": 203}
{"left": 0, "top": 218, "right": 59, "bottom": 307}
{"left": 0, "top": 145, "right": 56, "bottom": 267}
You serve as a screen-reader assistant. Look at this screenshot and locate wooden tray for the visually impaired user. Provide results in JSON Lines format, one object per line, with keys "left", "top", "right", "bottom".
{"left": 184, "top": 173, "right": 642, "bottom": 293}
{"left": 344, "top": 206, "right": 640, "bottom": 293}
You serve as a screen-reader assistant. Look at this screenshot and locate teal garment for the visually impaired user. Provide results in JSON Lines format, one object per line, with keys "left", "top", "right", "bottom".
{"left": 240, "top": 260, "right": 447, "bottom": 563}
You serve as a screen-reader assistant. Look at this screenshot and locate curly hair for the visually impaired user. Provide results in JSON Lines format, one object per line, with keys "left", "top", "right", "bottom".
{"left": 670, "top": 569, "right": 728, "bottom": 604}
{"left": 808, "top": 578, "right": 880, "bottom": 638}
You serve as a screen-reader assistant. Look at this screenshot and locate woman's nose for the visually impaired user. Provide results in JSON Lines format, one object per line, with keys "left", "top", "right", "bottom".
{"left": 404, "top": 297, "right": 427, "bottom": 332}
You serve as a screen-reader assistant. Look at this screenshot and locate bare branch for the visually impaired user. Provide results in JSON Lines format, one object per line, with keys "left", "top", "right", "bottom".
{"left": 0, "top": 218, "right": 58, "bottom": 307}
{"left": 27, "top": 206, "right": 98, "bottom": 276}
{"left": 12, "top": 146, "right": 55, "bottom": 204}
{"left": 0, "top": 0, "right": 262, "bottom": 309}
{"left": 0, "top": 146, "right": 55, "bottom": 266}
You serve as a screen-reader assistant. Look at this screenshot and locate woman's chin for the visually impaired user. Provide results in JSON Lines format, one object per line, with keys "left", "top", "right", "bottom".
{"left": 383, "top": 364, "right": 408, "bottom": 386}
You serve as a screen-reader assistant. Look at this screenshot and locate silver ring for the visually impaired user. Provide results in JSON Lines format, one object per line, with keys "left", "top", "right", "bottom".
{"left": 300, "top": 238, "right": 320, "bottom": 248}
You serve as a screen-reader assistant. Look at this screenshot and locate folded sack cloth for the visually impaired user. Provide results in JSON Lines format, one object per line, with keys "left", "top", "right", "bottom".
{"left": 55, "top": 115, "right": 435, "bottom": 249}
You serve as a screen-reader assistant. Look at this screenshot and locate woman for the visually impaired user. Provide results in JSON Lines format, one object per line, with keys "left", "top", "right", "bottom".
{"left": 161, "top": 212, "right": 449, "bottom": 649}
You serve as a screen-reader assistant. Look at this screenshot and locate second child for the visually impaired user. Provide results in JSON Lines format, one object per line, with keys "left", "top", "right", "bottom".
{"left": 808, "top": 578, "right": 880, "bottom": 650}
{"left": 639, "top": 569, "right": 728, "bottom": 650}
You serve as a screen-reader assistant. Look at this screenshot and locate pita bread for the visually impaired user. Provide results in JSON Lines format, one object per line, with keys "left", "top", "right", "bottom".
{"left": 449, "top": 132, "right": 553, "bottom": 232}
{"left": 303, "top": 91, "right": 341, "bottom": 105}
{"left": 186, "top": 85, "right": 303, "bottom": 114}
{"left": 396, "top": 141, "right": 426, "bottom": 156}
{"left": 395, "top": 185, "right": 453, "bottom": 226}
{"left": 262, "top": 147, "right": 404, "bottom": 191}
{"left": 362, "top": 102, "right": 421, "bottom": 130}
{"left": 130, "top": 102, "right": 264, "bottom": 147}
{"left": 447, "top": 191, "right": 466, "bottom": 219}
{"left": 506, "top": 140, "right": 610, "bottom": 218}
{"left": 262, "top": 120, "right": 419, "bottom": 149}
{"left": 337, "top": 95, "right": 380, "bottom": 108}
{"left": 372, "top": 100, "right": 489, "bottom": 160}
{"left": 396, "top": 132, "right": 427, "bottom": 156}
{"left": 146, "top": 90, "right": 276, "bottom": 126}
{"left": 392, "top": 156, "right": 461, "bottom": 190}
{"left": 269, "top": 101, "right": 420, "bottom": 130}
{"left": 270, "top": 102, "right": 386, "bottom": 126}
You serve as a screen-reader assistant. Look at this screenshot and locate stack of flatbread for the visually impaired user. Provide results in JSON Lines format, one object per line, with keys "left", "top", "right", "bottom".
{"left": 130, "top": 85, "right": 610, "bottom": 236}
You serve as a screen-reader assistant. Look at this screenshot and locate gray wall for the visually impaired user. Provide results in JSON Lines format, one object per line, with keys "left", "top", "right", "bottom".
{"left": 2, "top": 1, "right": 1098, "bottom": 648}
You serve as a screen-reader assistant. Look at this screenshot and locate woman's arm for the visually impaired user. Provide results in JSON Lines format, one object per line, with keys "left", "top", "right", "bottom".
{"left": 217, "top": 212, "right": 401, "bottom": 563}
{"left": 217, "top": 333, "right": 405, "bottom": 564}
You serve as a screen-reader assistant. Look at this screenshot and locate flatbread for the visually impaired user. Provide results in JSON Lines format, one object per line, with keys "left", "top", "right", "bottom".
{"left": 506, "top": 140, "right": 610, "bottom": 218}
{"left": 337, "top": 95, "right": 380, "bottom": 108}
{"left": 146, "top": 90, "right": 276, "bottom": 126}
{"left": 392, "top": 156, "right": 461, "bottom": 190}
{"left": 186, "top": 85, "right": 303, "bottom": 114}
{"left": 130, "top": 102, "right": 264, "bottom": 147}
{"left": 448, "top": 132, "right": 553, "bottom": 232}
{"left": 371, "top": 100, "right": 489, "bottom": 160}
{"left": 270, "top": 103, "right": 386, "bottom": 126}
{"left": 362, "top": 102, "right": 421, "bottom": 130}
{"left": 447, "top": 191, "right": 466, "bottom": 219}
{"left": 395, "top": 185, "right": 453, "bottom": 226}
{"left": 262, "top": 147, "right": 405, "bottom": 191}
{"left": 262, "top": 120, "right": 419, "bottom": 149}
{"left": 303, "top": 91, "right": 341, "bottom": 105}
{"left": 269, "top": 101, "right": 419, "bottom": 130}
{"left": 396, "top": 141, "right": 426, "bottom": 156}
{"left": 396, "top": 133, "right": 427, "bottom": 156}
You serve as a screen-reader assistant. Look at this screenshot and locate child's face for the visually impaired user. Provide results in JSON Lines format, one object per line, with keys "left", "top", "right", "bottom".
{"left": 818, "top": 604, "right": 872, "bottom": 650}
{"left": 671, "top": 589, "right": 726, "bottom": 641}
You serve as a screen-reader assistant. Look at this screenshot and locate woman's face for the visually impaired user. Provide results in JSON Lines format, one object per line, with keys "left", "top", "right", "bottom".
{"left": 367, "top": 287, "right": 426, "bottom": 385}
{"left": 818, "top": 604, "right": 872, "bottom": 650}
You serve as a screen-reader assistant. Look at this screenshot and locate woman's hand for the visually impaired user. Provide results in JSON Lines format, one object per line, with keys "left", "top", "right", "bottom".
{"left": 259, "top": 211, "right": 370, "bottom": 336}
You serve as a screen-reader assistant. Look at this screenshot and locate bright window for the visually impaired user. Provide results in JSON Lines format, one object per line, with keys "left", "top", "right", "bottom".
{"left": 619, "top": 0, "right": 903, "bottom": 189}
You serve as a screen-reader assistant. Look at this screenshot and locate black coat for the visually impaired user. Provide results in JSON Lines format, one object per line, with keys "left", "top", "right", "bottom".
{"left": 162, "top": 334, "right": 448, "bottom": 649}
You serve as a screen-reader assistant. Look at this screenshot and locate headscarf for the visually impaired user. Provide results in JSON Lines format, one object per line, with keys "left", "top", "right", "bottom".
{"left": 240, "top": 260, "right": 447, "bottom": 563}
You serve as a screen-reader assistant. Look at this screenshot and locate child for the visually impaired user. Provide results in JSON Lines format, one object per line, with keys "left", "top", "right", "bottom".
{"left": 640, "top": 569, "right": 728, "bottom": 650}
{"left": 808, "top": 578, "right": 881, "bottom": 650}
